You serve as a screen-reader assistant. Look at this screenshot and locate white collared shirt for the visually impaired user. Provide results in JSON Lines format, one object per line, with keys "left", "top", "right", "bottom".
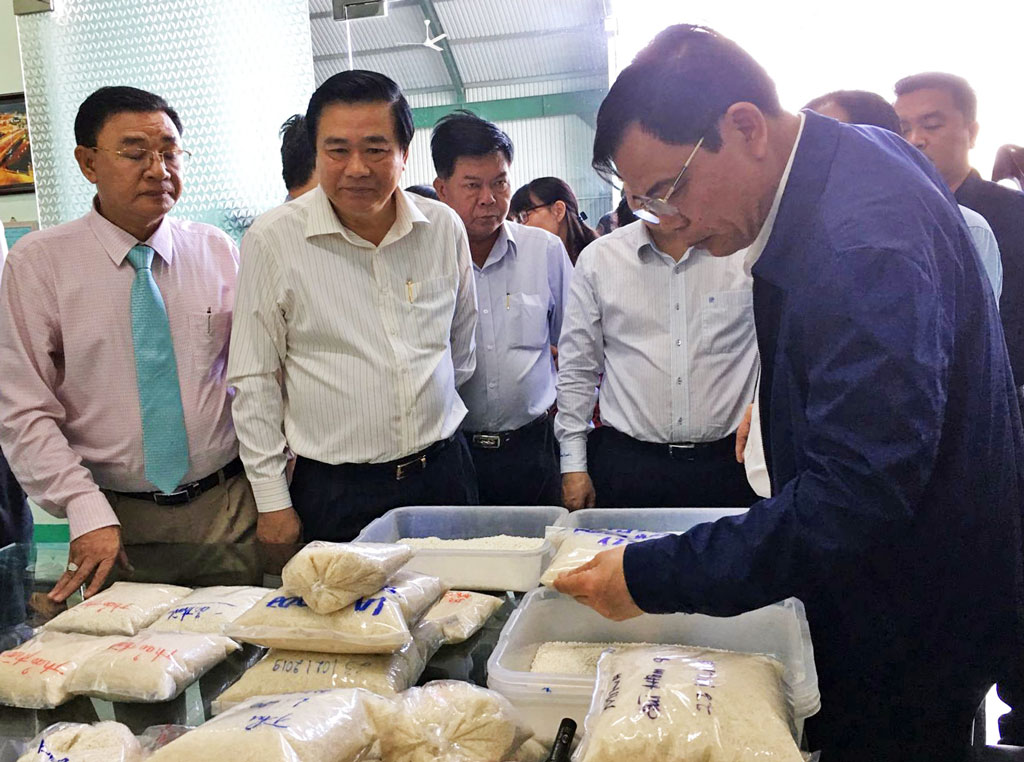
{"left": 555, "top": 221, "right": 758, "bottom": 473}
{"left": 227, "top": 186, "right": 478, "bottom": 512}
{"left": 461, "top": 221, "right": 573, "bottom": 432}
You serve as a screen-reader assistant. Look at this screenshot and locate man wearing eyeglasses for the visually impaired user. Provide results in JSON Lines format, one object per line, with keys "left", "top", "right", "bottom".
{"left": 553, "top": 25, "right": 1024, "bottom": 761}
{"left": 556, "top": 132, "right": 760, "bottom": 510}
{"left": 0, "top": 86, "right": 255, "bottom": 600}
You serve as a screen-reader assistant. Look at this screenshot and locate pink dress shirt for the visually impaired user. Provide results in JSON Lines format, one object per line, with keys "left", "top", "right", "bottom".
{"left": 0, "top": 204, "right": 240, "bottom": 540}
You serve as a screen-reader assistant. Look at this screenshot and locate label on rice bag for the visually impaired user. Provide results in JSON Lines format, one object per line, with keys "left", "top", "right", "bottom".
{"left": 540, "top": 528, "right": 669, "bottom": 587}
{"left": 44, "top": 582, "right": 193, "bottom": 636}
{"left": 147, "top": 586, "right": 271, "bottom": 634}
{"left": 281, "top": 541, "right": 413, "bottom": 615}
{"left": 422, "top": 591, "right": 503, "bottom": 644}
{"left": 17, "top": 721, "right": 142, "bottom": 762}
{"left": 66, "top": 631, "right": 239, "bottom": 703}
{"left": 0, "top": 633, "right": 122, "bottom": 709}
{"left": 576, "top": 645, "right": 802, "bottom": 762}
{"left": 147, "top": 689, "right": 380, "bottom": 762}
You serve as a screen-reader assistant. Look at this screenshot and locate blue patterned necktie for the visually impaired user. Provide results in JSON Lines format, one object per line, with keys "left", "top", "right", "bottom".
{"left": 127, "top": 244, "right": 190, "bottom": 494}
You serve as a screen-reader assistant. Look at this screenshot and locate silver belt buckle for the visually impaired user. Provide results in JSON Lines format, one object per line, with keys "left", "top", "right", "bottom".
{"left": 395, "top": 455, "right": 426, "bottom": 480}
{"left": 472, "top": 434, "right": 502, "bottom": 449}
{"left": 668, "top": 443, "right": 696, "bottom": 456}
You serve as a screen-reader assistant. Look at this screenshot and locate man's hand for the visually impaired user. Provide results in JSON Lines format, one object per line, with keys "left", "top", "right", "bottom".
{"left": 735, "top": 403, "right": 754, "bottom": 463}
{"left": 552, "top": 546, "right": 643, "bottom": 621}
{"left": 49, "top": 525, "right": 129, "bottom": 603}
{"left": 257, "top": 507, "right": 302, "bottom": 545}
{"left": 562, "top": 471, "right": 596, "bottom": 511}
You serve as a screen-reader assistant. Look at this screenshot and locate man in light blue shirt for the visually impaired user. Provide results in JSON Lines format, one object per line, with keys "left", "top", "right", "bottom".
{"left": 432, "top": 112, "right": 572, "bottom": 505}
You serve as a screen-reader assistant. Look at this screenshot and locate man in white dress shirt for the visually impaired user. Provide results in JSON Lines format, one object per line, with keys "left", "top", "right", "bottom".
{"left": 227, "top": 71, "right": 479, "bottom": 544}
{"left": 556, "top": 211, "right": 760, "bottom": 508}
{"left": 431, "top": 112, "right": 572, "bottom": 505}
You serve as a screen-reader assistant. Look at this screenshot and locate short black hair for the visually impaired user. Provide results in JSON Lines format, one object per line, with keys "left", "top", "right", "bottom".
{"left": 430, "top": 110, "right": 514, "bottom": 179}
{"left": 805, "top": 90, "right": 901, "bottom": 134}
{"left": 74, "top": 86, "right": 183, "bottom": 147}
{"left": 894, "top": 72, "right": 977, "bottom": 123}
{"left": 279, "top": 114, "right": 316, "bottom": 192}
{"left": 405, "top": 184, "right": 439, "bottom": 200}
{"left": 305, "top": 69, "right": 414, "bottom": 151}
{"left": 593, "top": 24, "right": 781, "bottom": 182}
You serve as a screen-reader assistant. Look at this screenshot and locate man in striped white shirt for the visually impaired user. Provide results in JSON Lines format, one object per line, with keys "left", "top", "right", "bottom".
{"left": 431, "top": 112, "right": 573, "bottom": 506}
{"left": 227, "top": 71, "right": 479, "bottom": 544}
{"left": 556, "top": 211, "right": 761, "bottom": 509}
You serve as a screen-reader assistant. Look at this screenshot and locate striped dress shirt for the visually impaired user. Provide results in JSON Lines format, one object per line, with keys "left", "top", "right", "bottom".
{"left": 555, "top": 221, "right": 759, "bottom": 473}
{"left": 0, "top": 205, "right": 240, "bottom": 539}
{"left": 227, "top": 187, "right": 477, "bottom": 513}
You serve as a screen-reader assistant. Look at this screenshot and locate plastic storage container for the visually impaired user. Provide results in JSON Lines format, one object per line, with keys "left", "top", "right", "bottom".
{"left": 487, "top": 587, "right": 819, "bottom": 746}
{"left": 554, "top": 506, "right": 748, "bottom": 531}
{"left": 356, "top": 505, "right": 568, "bottom": 592}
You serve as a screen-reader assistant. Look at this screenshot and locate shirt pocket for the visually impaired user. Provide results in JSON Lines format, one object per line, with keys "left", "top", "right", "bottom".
{"left": 700, "top": 289, "right": 754, "bottom": 355}
{"left": 405, "top": 275, "right": 456, "bottom": 351}
{"left": 188, "top": 310, "right": 232, "bottom": 376}
{"left": 509, "top": 292, "right": 550, "bottom": 350}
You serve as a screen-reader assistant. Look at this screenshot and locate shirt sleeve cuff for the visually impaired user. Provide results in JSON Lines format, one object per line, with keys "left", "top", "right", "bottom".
{"left": 559, "top": 435, "right": 588, "bottom": 473}
{"left": 65, "top": 493, "right": 120, "bottom": 541}
{"left": 249, "top": 475, "right": 294, "bottom": 513}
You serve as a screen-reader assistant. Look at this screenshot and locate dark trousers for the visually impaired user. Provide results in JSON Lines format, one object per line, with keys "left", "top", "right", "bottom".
{"left": 290, "top": 433, "right": 479, "bottom": 542}
{"left": 587, "top": 426, "right": 759, "bottom": 508}
{"left": 466, "top": 416, "right": 561, "bottom": 506}
{"left": 0, "top": 450, "right": 31, "bottom": 548}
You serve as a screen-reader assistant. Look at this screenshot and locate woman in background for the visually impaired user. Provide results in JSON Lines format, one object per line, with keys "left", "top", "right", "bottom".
{"left": 510, "top": 177, "right": 597, "bottom": 265}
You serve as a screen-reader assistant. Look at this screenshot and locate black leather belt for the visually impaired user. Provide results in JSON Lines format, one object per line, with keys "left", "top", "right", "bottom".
{"left": 603, "top": 426, "right": 735, "bottom": 459}
{"left": 336, "top": 435, "right": 455, "bottom": 481}
{"left": 466, "top": 411, "right": 550, "bottom": 450}
{"left": 112, "top": 457, "right": 244, "bottom": 506}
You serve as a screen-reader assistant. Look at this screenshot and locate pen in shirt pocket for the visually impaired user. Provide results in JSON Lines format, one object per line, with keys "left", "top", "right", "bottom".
{"left": 206, "top": 306, "right": 212, "bottom": 335}
{"left": 506, "top": 292, "right": 510, "bottom": 310}
{"left": 407, "top": 280, "right": 414, "bottom": 303}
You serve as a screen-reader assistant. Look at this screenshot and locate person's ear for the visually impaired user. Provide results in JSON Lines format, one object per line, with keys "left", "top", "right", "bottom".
{"left": 433, "top": 177, "right": 447, "bottom": 202}
{"left": 552, "top": 200, "right": 567, "bottom": 222}
{"left": 74, "top": 145, "right": 99, "bottom": 185}
{"left": 968, "top": 120, "right": 979, "bottom": 150}
{"left": 721, "top": 102, "right": 769, "bottom": 160}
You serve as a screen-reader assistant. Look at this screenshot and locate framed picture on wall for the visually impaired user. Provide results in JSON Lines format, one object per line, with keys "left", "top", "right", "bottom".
{"left": 0, "top": 92, "right": 34, "bottom": 195}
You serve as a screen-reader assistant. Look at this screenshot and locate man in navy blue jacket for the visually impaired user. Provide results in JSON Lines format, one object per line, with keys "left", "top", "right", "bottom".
{"left": 556, "top": 24, "right": 1024, "bottom": 760}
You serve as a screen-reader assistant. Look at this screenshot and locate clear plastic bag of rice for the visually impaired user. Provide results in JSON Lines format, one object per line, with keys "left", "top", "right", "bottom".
{"left": 147, "top": 689, "right": 381, "bottom": 762}
{"left": 146, "top": 585, "right": 272, "bottom": 634}
{"left": 539, "top": 528, "right": 669, "bottom": 587}
{"left": 212, "top": 621, "right": 445, "bottom": 713}
{"left": 66, "top": 631, "right": 239, "bottom": 702}
{"left": 281, "top": 542, "right": 413, "bottom": 615}
{"left": 44, "top": 581, "right": 193, "bottom": 636}
{"left": 376, "top": 680, "right": 533, "bottom": 762}
{"left": 0, "top": 632, "right": 122, "bottom": 708}
{"left": 421, "top": 590, "right": 503, "bottom": 644}
{"left": 16, "top": 721, "right": 142, "bottom": 762}
{"left": 574, "top": 645, "right": 802, "bottom": 762}
{"left": 226, "top": 570, "right": 445, "bottom": 654}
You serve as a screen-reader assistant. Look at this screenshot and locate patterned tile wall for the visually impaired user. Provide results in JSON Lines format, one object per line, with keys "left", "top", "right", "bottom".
{"left": 17, "top": 0, "right": 314, "bottom": 240}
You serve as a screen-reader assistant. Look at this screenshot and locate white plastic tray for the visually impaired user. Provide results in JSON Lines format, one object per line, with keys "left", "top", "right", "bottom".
{"left": 554, "top": 506, "right": 748, "bottom": 531}
{"left": 355, "top": 505, "right": 567, "bottom": 592}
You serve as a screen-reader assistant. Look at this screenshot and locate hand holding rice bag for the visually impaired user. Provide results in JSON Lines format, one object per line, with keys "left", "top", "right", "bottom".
{"left": 227, "top": 570, "right": 445, "bottom": 654}
{"left": 44, "top": 582, "right": 193, "bottom": 636}
{"left": 376, "top": 680, "right": 534, "bottom": 762}
{"left": 67, "top": 631, "right": 239, "bottom": 702}
{"left": 539, "top": 529, "right": 668, "bottom": 587}
{"left": 421, "top": 591, "right": 503, "bottom": 644}
{"left": 147, "top": 689, "right": 381, "bottom": 762}
{"left": 0, "top": 632, "right": 122, "bottom": 709}
{"left": 147, "top": 585, "right": 271, "bottom": 634}
{"left": 17, "top": 722, "right": 142, "bottom": 762}
{"left": 281, "top": 542, "right": 413, "bottom": 614}
{"left": 574, "top": 645, "right": 803, "bottom": 762}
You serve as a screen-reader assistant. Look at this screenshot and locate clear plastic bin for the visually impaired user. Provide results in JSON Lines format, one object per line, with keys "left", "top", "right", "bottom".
{"left": 487, "top": 587, "right": 819, "bottom": 746}
{"left": 356, "top": 505, "right": 568, "bottom": 592}
{"left": 554, "top": 506, "right": 748, "bottom": 531}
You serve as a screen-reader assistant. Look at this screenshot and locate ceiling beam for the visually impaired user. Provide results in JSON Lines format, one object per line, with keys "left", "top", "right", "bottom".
{"left": 415, "top": 0, "right": 465, "bottom": 101}
{"left": 410, "top": 89, "right": 606, "bottom": 129}
{"left": 403, "top": 69, "right": 606, "bottom": 96}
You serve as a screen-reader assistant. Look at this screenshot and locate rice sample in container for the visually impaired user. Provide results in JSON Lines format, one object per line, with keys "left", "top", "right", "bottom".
{"left": 227, "top": 570, "right": 445, "bottom": 654}
{"left": 66, "top": 631, "right": 239, "bottom": 702}
{"left": 529, "top": 641, "right": 658, "bottom": 677}
{"left": 212, "top": 622, "right": 445, "bottom": 713}
{"left": 0, "top": 632, "right": 122, "bottom": 709}
{"left": 147, "top": 689, "right": 381, "bottom": 762}
{"left": 147, "top": 585, "right": 271, "bottom": 634}
{"left": 539, "top": 529, "right": 668, "bottom": 587}
{"left": 376, "top": 680, "right": 534, "bottom": 762}
{"left": 422, "top": 591, "right": 503, "bottom": 644}
{"left": 44, "top": 582, "right": 193, "bottom": 637}
{"left": 17, "top": 721, "right": 142, "bottom": 762}
{"left": 574, "top": 645, "right": 803, "bottom": 762}
{"left": 281, "top": 542, "right": 413, "bottom": 615}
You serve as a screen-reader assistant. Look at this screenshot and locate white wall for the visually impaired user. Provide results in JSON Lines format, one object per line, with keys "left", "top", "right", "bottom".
{"left": 0, "top": 2, "right": 38, "bottom": 223}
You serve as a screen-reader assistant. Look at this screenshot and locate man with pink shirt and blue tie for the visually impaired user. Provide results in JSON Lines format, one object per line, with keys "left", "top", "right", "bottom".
{"left": 0, "top": 86, "right": 256, "bottom": 601}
